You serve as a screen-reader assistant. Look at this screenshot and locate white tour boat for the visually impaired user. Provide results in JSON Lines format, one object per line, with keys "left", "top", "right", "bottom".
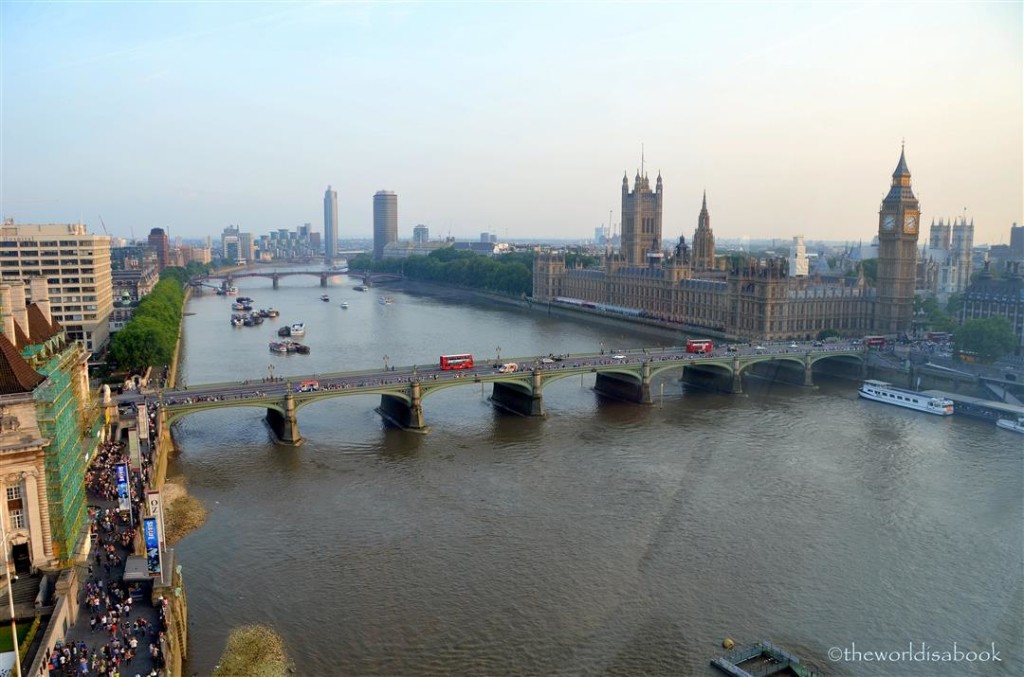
{"left": 995, "top": 416, "right": 1024, "bottom": 434}
{"left": 858, "top": 379, "right": 954, "bottom": 416}
{"left": 289, "top": 322, "right": 306, "bottom": 337}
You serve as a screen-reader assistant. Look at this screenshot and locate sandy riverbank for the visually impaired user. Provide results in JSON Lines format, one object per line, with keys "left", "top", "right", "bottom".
{"left": 212, "top": 624, "right": 292, "bottom": 677}
{"left": 161, "top": 477, "right": 208, "bottom": 545}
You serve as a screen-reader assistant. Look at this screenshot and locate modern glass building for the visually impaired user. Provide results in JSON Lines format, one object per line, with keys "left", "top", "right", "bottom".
{"left": 373, "top": 190, "right": 397, "bottom": 261}
{"left": 324, "top": 186, "right": 338, "bottom": 264}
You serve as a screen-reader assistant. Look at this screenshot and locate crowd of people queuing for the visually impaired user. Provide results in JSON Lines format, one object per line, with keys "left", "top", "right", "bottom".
{"left": 45, "top": 428, "right": 168, "bottom": 677}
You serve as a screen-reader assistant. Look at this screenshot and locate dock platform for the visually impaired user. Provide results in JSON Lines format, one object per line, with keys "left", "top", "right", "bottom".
{"left": 920, "top": 390, "right": 1024, "bottom": 422}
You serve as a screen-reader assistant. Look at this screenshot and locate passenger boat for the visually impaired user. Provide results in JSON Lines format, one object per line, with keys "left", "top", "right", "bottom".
{"left": 354, "top": 285, "right": 369, "bottom": 292}
{"left": 996, "top": 416, "right": 1024, "bottom": 434}
{"left": 320, "top": 294, "right": 330, "bottom": 302}
{"left": 378, "top": 296, "right": 393, "bottom": 305}
{"left": 230, "top": 315, "right": 244, "bottom": 327}
{"left": 340, "top": 301, "right": 349, "bottom": 309}
{"left": 277, "top": 326, "right": 291, "bottom": 337}
{"left": 858, "top": 379, "right": 954, "bottom": 415}
{"left": 226, "top": 286, "right": 239, "bottom": 296}
{"left": 269, "top": 341, "right": 289, "bottom": 354}
{"left": 266, "top": 308, "right": 280, "bottom": 318}
{"left": 289, "top": 322, "right": 306, "bottom": 337}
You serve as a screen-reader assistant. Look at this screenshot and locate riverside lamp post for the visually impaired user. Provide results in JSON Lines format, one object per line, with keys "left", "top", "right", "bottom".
{"left": 1, "top": 513, "right": 21, "bottom": 677}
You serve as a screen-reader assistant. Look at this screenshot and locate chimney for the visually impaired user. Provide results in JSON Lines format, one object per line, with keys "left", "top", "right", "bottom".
{"left": 0, "top": 284, "right": 14, "bottom": 343}
{"left": 29, "top": 277, "right": 52, "bottom": 326}
{"left": 9, "top": 280, "right": 29, "bottom": 341}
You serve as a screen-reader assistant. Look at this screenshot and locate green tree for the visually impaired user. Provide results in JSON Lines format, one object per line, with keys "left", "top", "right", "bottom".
{"left": 816, "top": 328, "right": 840, "bottom": 341}
{"left": 954, "top": 317, "right": 1017, "bottom": 363}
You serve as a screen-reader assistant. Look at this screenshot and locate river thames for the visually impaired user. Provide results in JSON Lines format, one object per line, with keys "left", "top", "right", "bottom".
{"left": 170, "top": 272, "right": 1022, "bottom": 676}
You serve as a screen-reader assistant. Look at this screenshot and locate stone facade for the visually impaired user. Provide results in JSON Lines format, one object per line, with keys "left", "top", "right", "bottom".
{"left": 533, "top": 153, "right": 919, "bottom": 341}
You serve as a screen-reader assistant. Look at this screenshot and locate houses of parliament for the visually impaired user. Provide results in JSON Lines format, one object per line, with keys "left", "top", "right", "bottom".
{"left": 533, "top": 149, "right": 921, "bottom": 341}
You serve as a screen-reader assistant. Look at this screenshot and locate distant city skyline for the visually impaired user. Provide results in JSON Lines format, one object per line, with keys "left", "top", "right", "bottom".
{"left": 1, "top": 2, "right": 1020, "bottom": 245}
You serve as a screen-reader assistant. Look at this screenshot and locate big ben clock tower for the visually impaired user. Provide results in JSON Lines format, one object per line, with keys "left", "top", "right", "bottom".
{"left": 875, "top": 145, "right": 920, "bottom": 335}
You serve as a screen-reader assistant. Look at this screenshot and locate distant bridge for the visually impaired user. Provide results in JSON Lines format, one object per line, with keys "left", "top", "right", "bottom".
{"left": 194, "top": 270, "right": 402, "bottom": 289}
{"left": 144, "top": 345, "right": 867, "bottom": 446}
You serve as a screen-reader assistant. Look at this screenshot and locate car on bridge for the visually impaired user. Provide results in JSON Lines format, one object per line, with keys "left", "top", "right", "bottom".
{"left": 611, "top": 354, "right": 627, "bottom": 360}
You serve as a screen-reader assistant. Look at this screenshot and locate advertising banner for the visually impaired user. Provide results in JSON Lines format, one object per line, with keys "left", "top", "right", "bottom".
{"left": 128, "top": 429, "right": 141, "bottom": 471}
{"left": 137, "top": 403, "right": 149, "bottom": 441}
{"left": 143, "top": 516, "right": 161, "bottom": 576}
{"left": 115, "top": 462, "right": 132, "bottom": 512}
{"left": 147, "top": 490, "right": 165, "bottom": 549}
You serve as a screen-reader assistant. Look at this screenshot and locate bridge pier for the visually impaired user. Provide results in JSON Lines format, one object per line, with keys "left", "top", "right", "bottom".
{"left": 804, "top": 360, "right": 815, "bottom": 387}
{"left": 732, "top": 357, "right": 744, "bottom": 394}
{"left": 490, "top": 372, "right": 544, "bottom": 416}
{"left": 594, "top": 365, "right": 652, "bottom": 404}
{"left": 377, "top": 382, "right": 427, "bottom": 432}
{"left": 272, "top": 273, "right": 279, "bottom": 289}
{"left": 265, "top": 393, "right": 303, "bottom": 445}
{"left": 320, "top": 274, "right": 328, "bottom": 287}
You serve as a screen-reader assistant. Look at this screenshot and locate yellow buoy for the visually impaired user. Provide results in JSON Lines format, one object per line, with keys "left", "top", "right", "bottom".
{"left": 722, "top": 638, "right": 735, "bottom": 650}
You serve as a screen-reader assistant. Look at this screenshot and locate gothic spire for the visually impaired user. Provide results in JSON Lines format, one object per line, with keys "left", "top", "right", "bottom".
{"left": 892, "top": 144, "right": 911, "bottom": 179}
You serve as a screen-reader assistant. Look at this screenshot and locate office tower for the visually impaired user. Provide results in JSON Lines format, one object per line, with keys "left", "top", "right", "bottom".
{"left": 413, "top": 225, "right": 429, "bottom": 244}
{"left": 148, "top": 227, "right": 170, "bottom": 270}
{"left": 0, "top": 221, "right": 113, "bottom": 353}
{"left": 620, "top": 171, "right": 663, "bottom": 265}
{"left": 876, "top": 146, "right": 921, "bottom": 335}
{"left": 373, "top": 191, "right": 398, "bottom": 260}
{"left": 692, "top": 191, "right": 715, "bottom": 271}
{"left": 324, "top": 186, "right": 338, "bottom": 263}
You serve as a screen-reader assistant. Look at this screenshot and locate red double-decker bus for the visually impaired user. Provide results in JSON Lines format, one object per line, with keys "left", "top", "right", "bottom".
{"left": 864, "top": 336, "right": 886, "bottom": 348}
{"left": 686, "top": 339, "right": 714, "bottom": 354}
{"left": 439, "top": 353, "right": 474, "bottom": 370}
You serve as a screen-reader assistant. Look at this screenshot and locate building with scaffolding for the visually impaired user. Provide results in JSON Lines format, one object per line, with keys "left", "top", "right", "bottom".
{"left": 0, "top": 277, "right": 99, "bottom": 575}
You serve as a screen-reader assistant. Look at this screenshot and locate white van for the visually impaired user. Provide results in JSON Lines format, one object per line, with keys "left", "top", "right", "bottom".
{"left": 498, "top": 363, "right": 519, "bottom": 373}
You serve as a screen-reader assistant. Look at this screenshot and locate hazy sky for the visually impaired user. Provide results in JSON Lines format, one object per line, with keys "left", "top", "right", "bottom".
{"left": 1, "top": 1, "right": 1021, "bottom": 245}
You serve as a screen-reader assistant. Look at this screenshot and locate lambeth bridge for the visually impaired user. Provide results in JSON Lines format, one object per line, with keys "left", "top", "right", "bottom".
{"left": 195, "top": 270, "right": 403, "bottom": 289}
{"left": 138, "top": 344, "right": 867, "bottom": 445}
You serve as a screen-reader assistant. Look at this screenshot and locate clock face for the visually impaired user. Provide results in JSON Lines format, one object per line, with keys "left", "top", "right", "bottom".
{"left": 904, "top": 214, "right": 918, "bottom": 233}
{"left": 882, "top": 214, "right": 896, "bottom": 231}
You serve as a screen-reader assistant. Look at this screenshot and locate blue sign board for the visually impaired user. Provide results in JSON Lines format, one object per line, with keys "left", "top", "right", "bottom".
{"left": 143, "top": 516, "right": 161, "bottom": 576}
{"left": 115, "top": 462, "right": 131, "bottom": 512}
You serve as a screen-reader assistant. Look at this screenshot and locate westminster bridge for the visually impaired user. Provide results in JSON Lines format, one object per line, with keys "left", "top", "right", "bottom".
{"left": 128, "top": 344, "right": 867, "bottom": 446}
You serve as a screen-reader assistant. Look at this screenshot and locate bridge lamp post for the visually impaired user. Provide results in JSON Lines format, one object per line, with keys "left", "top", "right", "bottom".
{"left": 267, "top": 364, "right": 275, "bottom": 383}
{"left": 495, "top": 346, "right": 502, "bottom": 363}
{"left": 383, "top": 354, "right": 390, "bottom": 371}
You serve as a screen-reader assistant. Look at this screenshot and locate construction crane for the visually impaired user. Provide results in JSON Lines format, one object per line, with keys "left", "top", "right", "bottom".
{"left": 98, "top": 216, "right": 109, "bottom": 236}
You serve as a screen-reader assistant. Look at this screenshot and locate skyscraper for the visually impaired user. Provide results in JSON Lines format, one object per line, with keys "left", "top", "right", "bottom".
{"left": 324, "top": 186, "right": 338, "bottom": 264}
{"left": 373, "top": 190, "right": 398, "bottom": 260}
{"left": 148, "top": 227, "right": 169, "bottom": 271}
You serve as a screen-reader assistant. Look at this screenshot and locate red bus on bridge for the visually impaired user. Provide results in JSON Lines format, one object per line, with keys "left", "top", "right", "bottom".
{"left": 686, "top": 339, "right": 714, "bottom": 354}
{"left": 440, "top": 354, "right": 475, "bottom": 370}
{"left": 864, "top": 336, "right": 886, "bottom": 349}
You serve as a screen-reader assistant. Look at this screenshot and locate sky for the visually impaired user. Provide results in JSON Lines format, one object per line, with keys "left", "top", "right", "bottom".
{"left": 0, "top": 1, "right": 1021, "bottom": 245}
